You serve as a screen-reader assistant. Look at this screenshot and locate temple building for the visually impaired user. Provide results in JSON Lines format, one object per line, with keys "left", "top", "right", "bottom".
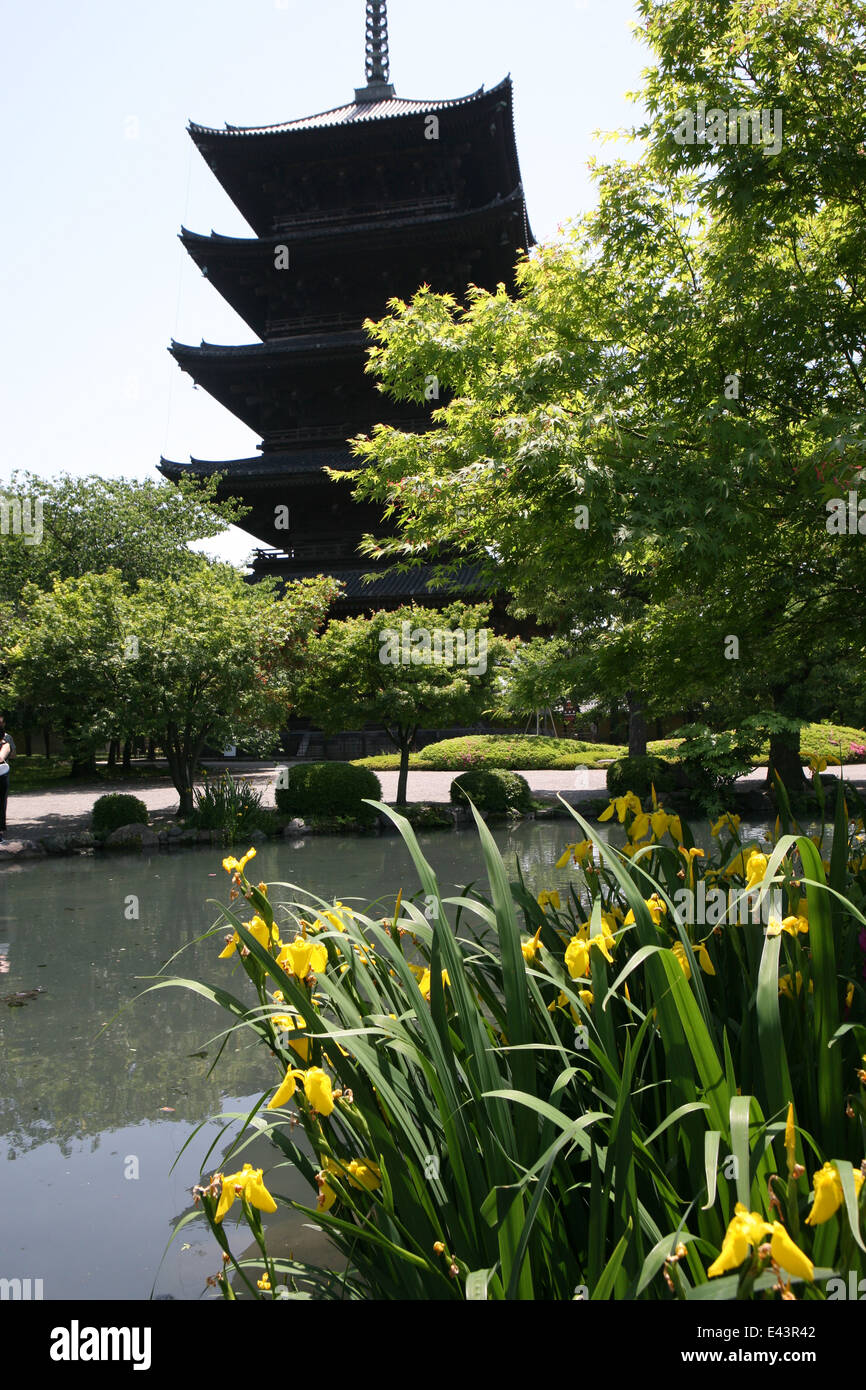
{"left": 160, "top": 1, "right": 532, "bottom": 613}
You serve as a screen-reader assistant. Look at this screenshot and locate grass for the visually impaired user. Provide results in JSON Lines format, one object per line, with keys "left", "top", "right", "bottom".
{"left": 352, "top": 725, "right": 866, "bottom": 774}
{"left": 5, "top": 756, "right": 177, "bottom": 793}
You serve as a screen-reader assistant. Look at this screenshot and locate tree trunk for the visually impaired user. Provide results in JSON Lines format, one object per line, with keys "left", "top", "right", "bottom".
{"left": 767, "top": 728, "right": 805, "bottom": 793}
{"left": 164, "top": 724, "right": 191, "bottom": 817}
{"left": 627, "top": 692, "right": 648, "bottom": 758}
{"left": 396, "top": 738, "right": 411, "bottom": 807}
{"left": 24, "top": 729, "right": 32, "bottom": 756}
{"left": 70, "top": 753, "right": 97, "bottom": 778}
{"left": 107, "top": 740, "right": 118, "bottom": 770}
{"left": 147, "top": 738, "right": 156, "bottom": 761}
{"left": 122, "top": 738, "right": 133, "bottom": 772}
{"left": 43, "top": 727, "right": 51, "bottom": 759}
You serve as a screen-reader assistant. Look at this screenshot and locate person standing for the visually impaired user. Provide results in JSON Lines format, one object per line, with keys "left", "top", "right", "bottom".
{"left": 0, "top": 716, "right": 14, "bottom": 843}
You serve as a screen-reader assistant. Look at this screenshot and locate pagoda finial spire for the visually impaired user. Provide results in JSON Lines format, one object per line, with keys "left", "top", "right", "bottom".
{"left": 355, "top": 1, "right": 396, "bottom": 102}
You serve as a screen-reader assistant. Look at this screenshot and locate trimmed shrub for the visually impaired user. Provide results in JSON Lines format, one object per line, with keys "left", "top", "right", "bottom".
{"left": 92, "top": 793, "right": 149, "bottom": 837}
{"left": 275, "top": 763, "right": 382, "bottom": 828}
{"left": 450, "top": 768, "right": 533, "bottom": 815}
{"left": 606, "top": 755, "right": 677, "bottom": 801}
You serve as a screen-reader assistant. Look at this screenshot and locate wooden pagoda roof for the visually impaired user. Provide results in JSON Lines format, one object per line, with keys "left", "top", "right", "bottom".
{"left": 187, "top": 78, "right": 528, "bottom": 239}
{"left": 159, "top": 449, "right": 354, "bottom": 483}
{"left": 188, "top": 79, "right": 507, "bottom": 138}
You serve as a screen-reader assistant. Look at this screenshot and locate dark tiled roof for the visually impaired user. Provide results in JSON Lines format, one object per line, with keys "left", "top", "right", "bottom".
{"left": 169, "top": 332, "right": 364, "bottom": 360}
{"left": 251, "top": 560, "right": 488, "bottom": 600}
{"left": 189, "top": 81, "right": 506, "bottom": 137}
{"left": 179, "top": 189, "right": 528, "bottom": 253}
{"left": 158, "top": 450, "right": 353, "bottom": 481}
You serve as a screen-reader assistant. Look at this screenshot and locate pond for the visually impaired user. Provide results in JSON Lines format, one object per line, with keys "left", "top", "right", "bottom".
{"left": 0, "top": 814, "right": 792, "bottom": 1300}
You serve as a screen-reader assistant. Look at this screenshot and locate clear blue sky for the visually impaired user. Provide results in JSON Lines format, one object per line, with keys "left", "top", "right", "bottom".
{"left": 0, "top": 0, "right": 648, "bottom": 566}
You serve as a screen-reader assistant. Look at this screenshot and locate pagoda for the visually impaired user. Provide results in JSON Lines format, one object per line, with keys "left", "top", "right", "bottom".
{"left": 160, "top": 1, "right": 532, "bottom": 612}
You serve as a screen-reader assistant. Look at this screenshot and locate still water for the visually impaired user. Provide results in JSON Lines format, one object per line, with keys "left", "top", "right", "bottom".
{"left": 0, "top": 817, "right": 778, "bottom": 1300}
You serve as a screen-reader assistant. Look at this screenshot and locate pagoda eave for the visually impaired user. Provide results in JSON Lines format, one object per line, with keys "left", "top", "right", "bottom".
{"left": 187, "top": 79, "right": 500, "bottom": 141}
{"left": 180, "top": 189, "right": 530, "bottom": 260}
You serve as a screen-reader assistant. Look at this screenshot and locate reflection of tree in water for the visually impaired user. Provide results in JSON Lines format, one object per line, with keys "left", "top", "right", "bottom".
{"left": 0, "top": 825, "right": 613, "bottom": 1158}
{"left": 0, "top": 857, "right": 277, "bottom": 1154}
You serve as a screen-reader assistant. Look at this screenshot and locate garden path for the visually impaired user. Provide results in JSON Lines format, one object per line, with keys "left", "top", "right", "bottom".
{"left": 5, "top": 761, "right": 866, "bottom": 842}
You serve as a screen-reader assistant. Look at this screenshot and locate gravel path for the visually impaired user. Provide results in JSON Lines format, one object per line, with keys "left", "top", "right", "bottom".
{"left": 5, "top": 761, "right": 866, "bottom": 842}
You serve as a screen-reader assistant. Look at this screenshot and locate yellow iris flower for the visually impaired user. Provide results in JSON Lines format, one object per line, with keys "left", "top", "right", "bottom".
{"left": 672, "top": 940, "right": 715, "bottom": 980}
{"left": 555, "top": 840, "right": 594, "bottom": 869}
{"left": 599, "top": 792, "right": 642, "bottom": 824}
{"left": 346, "top": 1159, "right": 382, "bottom": 1192}
{"left": 271, "top": 1009, "right": 311, "bottom": 1062}
{"left": 219, "top": 915, "right": 276, "bottom": 959}
{"left": 805, "top": 1162, "right": 864, "bottom": 1226}
{"left": 214, "top": 1163, "right": 278, "bottom": 1224}
{"left": 779, "top": 971, "right": 813, "bottom": 999}
{"left": 277, "top": 936, "right": 329, "bottom": 980}
{"left": 565, "top": 931, "right": 613, "bottom": 980}
{"left": 316, "top": 1173, "right": 338, "bottom": 1211}
{"left": 521, "top": 925, "right": 544, "bottom": 962}
{"left": 624, "top": 892, "right": 668, "bottom": 927}
{"left": 767, "top": 914, "right": 809, "bottom": 938}
{"left": 303, "top": 1066, "right": 335, "bottom": 1117}
{"left": 707, "top": 1203, "right": 813, "bottom": 1282}
{"left": 710, "top": 813, "right": 741, "bottom": 838}
{"left": 537, "top": 890, "right": 561, "bottom": 912}
{"left": 417, "top": 968, "right": 451, "bottom": 1000}
{"left": 222, "top": 847, "right": 257, "bottom": 876}
{"left": 321, "top": 1155, "right": 382, "bottom": 1193}
{"left": 744, "top": 852, "right": 769, "bottom": 891}
{"left": 267, "top": 1065, "right": 300, "bottom": 1110}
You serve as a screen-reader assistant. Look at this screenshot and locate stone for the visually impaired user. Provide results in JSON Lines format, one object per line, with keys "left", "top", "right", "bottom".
{"left": 105, "top": 824, "right": 159, "bottom": 851}
{"left": 0, "top": 839, "right": 47, "bottom": 860}
{"left": 40, "top": 835, "right": 71, "bottom": 855}
{"left": 67, "top": 831, "right": 95, "bottom": 851}
{"left": 247, "top": 829, "right": 268, "bottom": 843}
{"left": 196, "top": 830, "right": 215, "bottom": 845}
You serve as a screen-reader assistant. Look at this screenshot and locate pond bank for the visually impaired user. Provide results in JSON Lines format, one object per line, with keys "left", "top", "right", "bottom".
{"left": 3, "top": 762, "right": 863, "bottom": 864}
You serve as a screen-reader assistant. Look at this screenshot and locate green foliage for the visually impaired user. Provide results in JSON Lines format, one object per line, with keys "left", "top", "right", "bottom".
{"left": 0, "top": 471, "right": 249, "bottom": 609}
{"left": 91, "top": 793, "right": 149, "bottom": 836}
{"left": 492, "top": 637, "right": 579, "bottom": 724}
{"left": 450, "top": 768, "right": 533, "bottom": 816}
{"left": 677, "top": 716, "right": 803, "bottom": 814}
{"left": 355, "top": 734, "right": 625, "bottom": 772}
{"left": 294, "top": 603, "right": 509, "bottom": 804}
{"left": 796, "top": 725, "right": 866, "bottom": 766}
{"left": 275, "top": 763, "right": 382, "bottom": 828}
{"left": 161, "top": 785, "right": 866, "bottom": 1300}
{"left": 606, "top": 755, "right": 677, "bottom": 800}
{"left": 345, "top": 0, "right": 866, "bottom": 751}
{"left": 188, "top": 772, "right": 264, "bottom": 840}
{"left": 675, "top": 723, "right": 764, "bottom": 815}
{"left": 8, "top": 567, "right": 340, "bottom": 815}
{"left": 397, "top": 803, "right": 455, "bottom": 830}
